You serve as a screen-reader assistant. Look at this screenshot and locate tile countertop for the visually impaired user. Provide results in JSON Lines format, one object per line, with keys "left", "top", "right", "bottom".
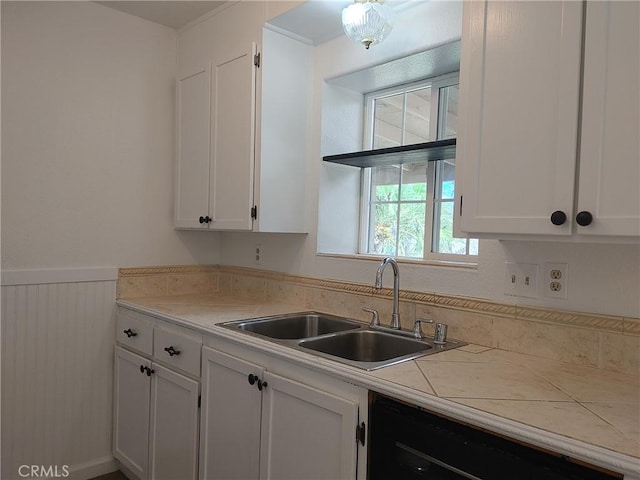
{"left": 117, "top": 294, "right": 640, "bottom": 477}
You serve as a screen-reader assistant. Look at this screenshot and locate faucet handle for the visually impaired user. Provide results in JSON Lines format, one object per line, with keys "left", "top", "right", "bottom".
{"left": 363, "top": 308, "right": 380, "bottom": 327}
{"left": 413, "top": 318, "right": 434, "bottom": 339}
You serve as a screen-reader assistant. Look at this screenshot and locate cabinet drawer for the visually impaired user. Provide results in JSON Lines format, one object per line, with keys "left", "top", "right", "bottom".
{"left": 154, "top": 327, "right": 202, "bottom": 377}
{"left": 117, "top": 309, "right": 154, "bottom": 356}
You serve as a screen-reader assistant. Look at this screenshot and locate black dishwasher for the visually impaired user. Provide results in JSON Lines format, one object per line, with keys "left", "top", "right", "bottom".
{"left": 368, "top": 394, "right": 621, "bottom": 480}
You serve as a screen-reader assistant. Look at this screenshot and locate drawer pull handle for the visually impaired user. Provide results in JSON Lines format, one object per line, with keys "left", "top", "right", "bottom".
{"left": 123, "top": 328, "right": 137, "bottom": 338}
{"left": 164, "top": 346, "right": 181, "bottom": 356}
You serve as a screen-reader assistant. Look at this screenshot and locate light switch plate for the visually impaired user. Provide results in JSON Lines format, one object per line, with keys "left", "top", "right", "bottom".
{"left": 504, "top": 262, "right": 539, "bottom": 298}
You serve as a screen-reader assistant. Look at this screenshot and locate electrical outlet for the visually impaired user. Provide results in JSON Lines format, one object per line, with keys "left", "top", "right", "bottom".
{"left": 254, "top": 245, "right": 263, "bottom": 265}
{"left": 543, "top": 263, "right": 568, "bottom": 299}
{"left": 504, "top": 262, "right": 538, "bottom": 298}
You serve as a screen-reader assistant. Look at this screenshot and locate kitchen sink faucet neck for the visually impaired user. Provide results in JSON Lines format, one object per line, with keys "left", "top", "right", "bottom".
{"left": 375, "top": 257, "right": 400, "bottom": 329}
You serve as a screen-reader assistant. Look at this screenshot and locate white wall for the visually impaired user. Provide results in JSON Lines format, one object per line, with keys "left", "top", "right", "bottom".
{"left": 1, "top": 3, "right": 219, "bottom": 478}
{"left": 1, "top": 1, "right": 221, "bottom": 271}
{"left": 220, "top": 1, "right": 640, "bottom": 319}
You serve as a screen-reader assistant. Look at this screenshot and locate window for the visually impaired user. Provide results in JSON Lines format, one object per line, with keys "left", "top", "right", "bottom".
{"left": 360, "top": 74, "right": 478, "bottom": 260}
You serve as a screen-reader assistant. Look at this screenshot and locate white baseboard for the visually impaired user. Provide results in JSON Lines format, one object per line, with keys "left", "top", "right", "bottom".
{"left": 67, "top": 456, "right": 119, "bottom": 480}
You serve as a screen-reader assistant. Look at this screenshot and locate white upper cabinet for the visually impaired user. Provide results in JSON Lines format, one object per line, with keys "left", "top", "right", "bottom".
{"left": 209, "top": 43, "right": 257, "bottom": 231}
{"left": 456, "top": 0, "right": 583, "bottom": 236}
{"left": 253, "top": 27, "right": 311, "bottom": 233}
{"left": 175, "top": 67, "right": 211, "bottom": 229}
{"left": 456, "top": 0, "right": 639, "bottom": 239}
{"left": 577, "top": 1, "right": 640, "bottom": 237}
{"left": 175, "top": 2, "right": 310, "bottom": 232}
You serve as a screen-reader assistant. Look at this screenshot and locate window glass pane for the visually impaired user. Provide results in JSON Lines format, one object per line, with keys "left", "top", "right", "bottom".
{"left": 438, "top": 161, "right": 455, "bottom": 200}
{"left": 373, "top": 94, "right": 404, "bottom": 148}
{"left": 362, "top": 74, "right": 476, "bottom": 261}
{"left": 398, "top": 203, "right": 426, "bottom": 258}
{"left": 439, "top": 84, "right": 458, "bottom": 139}
{"left": 370, "top": 203, "right": 398, "bottom": 255}
{"left": 371, "top": 166, "right": 400, "bottom": 201}
{"left": 469, "top": 238, "right": 479, "bottom": 256}
{"left": 404, "top": 87, "right": 431, "bottom": 144}
{"left": 400, "top": 163, "right": 427, "bottom": 201}
{"left": 434, "top": 201, "right": 467, "bottom": 255}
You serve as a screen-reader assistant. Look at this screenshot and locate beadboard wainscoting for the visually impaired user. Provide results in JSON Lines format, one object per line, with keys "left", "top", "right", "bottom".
{"left": 1, "top": 269, "right": 119, "bottom": 480}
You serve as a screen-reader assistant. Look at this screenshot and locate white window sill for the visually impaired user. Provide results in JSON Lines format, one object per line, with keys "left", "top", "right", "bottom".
{"left": 316, "top": 252, "right": 478, "bottom": 270}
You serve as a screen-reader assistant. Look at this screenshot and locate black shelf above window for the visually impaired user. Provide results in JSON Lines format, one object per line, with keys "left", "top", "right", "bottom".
{"left": 322, "top": 138, "right": 456, "bottom": 168}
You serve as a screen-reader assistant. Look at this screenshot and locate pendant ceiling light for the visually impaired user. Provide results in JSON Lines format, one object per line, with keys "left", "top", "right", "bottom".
{"left": 342, "top": 0, "right": 395, "bottom": 50}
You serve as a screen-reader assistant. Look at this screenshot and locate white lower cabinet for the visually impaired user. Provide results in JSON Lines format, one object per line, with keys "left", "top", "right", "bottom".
{"left": 200, "top": 346, "right": 364, "bottom": 480}
{"left": 199, "top": 348, "right": 263, "bottom": 480}
{"left": 259, "top": 370, "right": 358, "bottom": 480}
{"left": 114, "top": 346, "right": 200, "bottom": 480}
{"left": 114, "top": 347, "right": 152, "bottom": 479}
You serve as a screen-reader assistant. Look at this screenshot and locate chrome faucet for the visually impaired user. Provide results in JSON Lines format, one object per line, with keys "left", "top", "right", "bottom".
{"left": 375, "top": 257, "right": 400, "bottom": 329}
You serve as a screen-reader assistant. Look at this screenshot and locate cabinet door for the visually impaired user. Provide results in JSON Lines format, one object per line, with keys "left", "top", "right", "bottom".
{"left": 577, "top": 1, "right": 640, "bottom": 237}
{"left": 113, "top": 347, "right": 151, "bottom": 479}
{"left": 260, "top": 371, "right": 358, "bottom": 480}
{"left": 457, "top": 1, "right": 583, "bottom": 235}
{"left": 210, "top": 43, "right": 257, "bottom": 231}
{"left": 176, "top": 67, "right": 212, "bottom": 229}
{"left": 148, "top": 363, "right": 200, "bottom": 480}
{"left": 199, "top": 347, "right": 264, "bottom": 480}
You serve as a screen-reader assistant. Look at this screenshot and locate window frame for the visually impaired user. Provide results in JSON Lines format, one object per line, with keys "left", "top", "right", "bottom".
{"left": 358, "top": 72, "right": 476, "bottom": 262}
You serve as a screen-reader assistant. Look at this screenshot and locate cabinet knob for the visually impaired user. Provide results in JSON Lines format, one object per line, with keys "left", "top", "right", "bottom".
{"left": 257, "top": 379, "right": 268, "bottom": 391}
{"left": 199, "top": 216, "right": 211, "bottom": 224}
{"left": 145, "top": 366, "right": 154, "bottom": 377}
{"left": 550, "top": 211, "right": 567, "bottom": 226}
{"left": 164, "top": 346, "right": 181, "bottom": 357}
{"left": 123, "top": 328, "right": 137, "bottom": 338}
{"left": 140, "top": 365, "right": 146, "bottom": 374}
{"left": 248, "top": 374, "right": 257, "bottom": 386}
{"left": 576, "top": 211, "right": 593, "bottom": 226}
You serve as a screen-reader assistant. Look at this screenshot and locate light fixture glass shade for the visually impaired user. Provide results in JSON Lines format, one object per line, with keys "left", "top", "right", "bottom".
{"left": 342, "top": 0, "right": 395, "bottom": 49}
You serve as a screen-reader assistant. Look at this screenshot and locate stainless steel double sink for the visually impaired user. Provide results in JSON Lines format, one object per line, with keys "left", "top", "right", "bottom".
{"left": 220, "top": 312, "right": 464, "bottom": 370}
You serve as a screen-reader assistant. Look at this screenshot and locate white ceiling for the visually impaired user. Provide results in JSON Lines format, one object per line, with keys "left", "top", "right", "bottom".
{"left": 95, "top": 0, "right": 416, "bottom": 43}
{"left": 95, "top": 1, "right": 228, "bottom": 29}
{"left": 267, "top": 1, "right": 347, "bottom": 45}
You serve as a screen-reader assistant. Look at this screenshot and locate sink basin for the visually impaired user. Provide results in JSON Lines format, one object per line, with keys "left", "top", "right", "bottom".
{"left": 221, "top": 311, "right": 465, "bottom": 370}
{"left": 223, "top": 312, "right": 363, "bottom": 339}
{"left": 299, "top": 330, "right": 433, "bottom": 369}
